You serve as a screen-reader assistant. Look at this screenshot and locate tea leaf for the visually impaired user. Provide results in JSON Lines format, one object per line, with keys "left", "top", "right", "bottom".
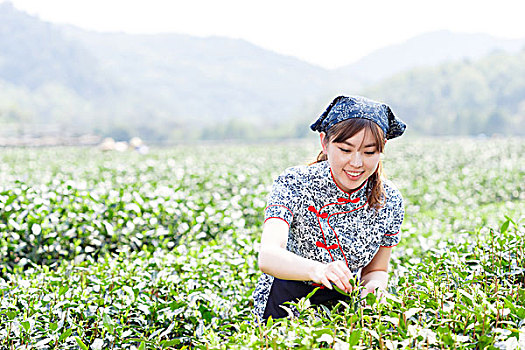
{"left": 75, "top": 337, "right": 89, "bottom": 350}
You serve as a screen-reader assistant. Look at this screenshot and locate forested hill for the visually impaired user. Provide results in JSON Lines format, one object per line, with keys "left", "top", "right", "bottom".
{"left": 361, "top": 50, "right": 525, "bottom": 136}
{"left": 0, "top": 2, "right": 341, "bottom": 141}
{"left": 1, "top": 2, "right": 524, "bottom": 141}
{"left": 336, "top": 30, "right": 525, "bottom": 83}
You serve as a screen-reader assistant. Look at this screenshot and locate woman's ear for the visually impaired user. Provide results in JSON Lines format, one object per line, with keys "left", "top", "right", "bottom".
{"left": 319, "top": 132, "right": 328, "bottom": 154}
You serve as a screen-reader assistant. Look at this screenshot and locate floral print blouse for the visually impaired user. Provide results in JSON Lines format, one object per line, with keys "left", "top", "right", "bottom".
{"left": 253, "top": 160, "right": 404, "bottom": 319}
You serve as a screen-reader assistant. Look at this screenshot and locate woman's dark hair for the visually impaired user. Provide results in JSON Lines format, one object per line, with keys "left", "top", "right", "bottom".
{"left": 311, "top": 118, "right": 386, "bottom": 210}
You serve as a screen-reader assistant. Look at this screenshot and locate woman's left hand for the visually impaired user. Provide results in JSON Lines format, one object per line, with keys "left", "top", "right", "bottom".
{"left": 360, "top": 279, "right": 386, "bottom": 304}
{"left": 360, "top": 246, "right": 391, "bottom": 305}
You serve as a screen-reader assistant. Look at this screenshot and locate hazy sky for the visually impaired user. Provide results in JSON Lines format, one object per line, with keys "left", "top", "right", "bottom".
{"left": 5, "top": 0, "right": 525, "bottom": 68}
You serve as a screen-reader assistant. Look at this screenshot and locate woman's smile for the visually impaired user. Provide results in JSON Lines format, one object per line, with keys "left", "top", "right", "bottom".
{"left": 321, "top": 128, "right": 380, "bottom": 192}
{"left": 344, "top": 170, "right": 364, "bottom": 181}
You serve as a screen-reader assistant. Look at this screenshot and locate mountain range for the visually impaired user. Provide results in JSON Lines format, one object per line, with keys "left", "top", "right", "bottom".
{"left": 0, "top": 1, "right": 524, "bottom": 141}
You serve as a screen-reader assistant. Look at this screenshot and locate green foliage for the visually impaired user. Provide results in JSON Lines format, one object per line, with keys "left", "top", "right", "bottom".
{"left": 0, "top": 138, "right": 523, "bottom": 348}
{"left": 365, "top": 50, "right": 525, "bottom": 136}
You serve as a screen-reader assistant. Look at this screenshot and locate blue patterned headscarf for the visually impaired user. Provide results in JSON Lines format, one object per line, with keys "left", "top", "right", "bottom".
{"left": 310, "top": 95, "right": 406, "bottom": 139}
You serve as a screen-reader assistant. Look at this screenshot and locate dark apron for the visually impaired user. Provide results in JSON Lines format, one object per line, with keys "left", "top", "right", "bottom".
{"left": 262, "top": 277, "right": 351, "bottom": 319}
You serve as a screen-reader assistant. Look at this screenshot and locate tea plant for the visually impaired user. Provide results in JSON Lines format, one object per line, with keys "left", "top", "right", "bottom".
{"left": 200, "top": 218, "right": 524, "bottom": 349}
{"left": 0, "top": 138, "right": 523, "bottom": 348}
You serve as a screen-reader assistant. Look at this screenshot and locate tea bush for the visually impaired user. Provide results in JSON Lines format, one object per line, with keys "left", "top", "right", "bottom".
{"left": 0, "top": 138, "right": 523, "bottom": 349}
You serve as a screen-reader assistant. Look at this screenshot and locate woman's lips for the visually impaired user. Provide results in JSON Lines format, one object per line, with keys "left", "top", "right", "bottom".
{"left": 345, "top": 170, "right": 364, "bottom": 180}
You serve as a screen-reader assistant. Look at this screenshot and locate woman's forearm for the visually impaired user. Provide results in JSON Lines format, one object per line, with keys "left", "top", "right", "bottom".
{"left": 360, "top": 270, "right": 388, "bottom": 290}
{"left": 258, "top": 219, "right": 355, "bottom": 291}
{"left": 360, "top": 247, "right": 392, "bottom": 292}
{"left": 258, "top": 245, "right": 321, "bottom": 281}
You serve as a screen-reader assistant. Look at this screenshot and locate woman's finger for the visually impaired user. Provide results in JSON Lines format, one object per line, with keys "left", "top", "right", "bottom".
{"left": 361, "top": 282, "right": 381, "bottom": 299}
{"left": 337, "top": 269, "right": 353, "bottom": 292}
{"left": 329, "top": 263, "right": 353, "bottom": 292}
{"left": 320, "top": 276, "right": 332, "bottom": 290}
{"left": 326, "top": 272, "right": 346, "bottom": 292}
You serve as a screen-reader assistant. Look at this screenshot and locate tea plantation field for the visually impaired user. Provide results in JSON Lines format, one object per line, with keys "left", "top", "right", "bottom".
{"left": 0, "top": 138, "right": 524, "bottom": 349}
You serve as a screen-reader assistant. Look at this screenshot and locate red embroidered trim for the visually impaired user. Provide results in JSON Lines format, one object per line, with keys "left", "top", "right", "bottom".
{"left": 265, "top": 204, "right": 293, "bottom": 219}
{"left": 316, "top": 214, "right": 336, "bottom": 262}
{"left": 329, "top": 168, "right": 368, "bottom": 195}
{"left": 264, "top": 217, "right": 290, "bottom": 227}
{"left": 384, "top": 230, "right": 399, "bottom": 236}
{"left": 327, "top": 223, "right": 349, "bottom": 266}
{"left": 338, "top": 197, "right": 360, "bottom": 204}
{"left": 380, "top": 242, "right": 399, "bottom": 248}
{"left": 325, "top": 198, "right": 370, "bottom": 267}
{"left": 312, "top": 283, "right": 326, "bottom": 289}
{"left": 326, "top": 201, "right": 369, "bottom": 217}
{"left": 310, "top": 174, "right": 368, "bottom": 268}
{"left": 316, "top": 241, "right": 338, "bottom": 250}
{"left": 308, "top": 206, "right": 328, "bottom": 218}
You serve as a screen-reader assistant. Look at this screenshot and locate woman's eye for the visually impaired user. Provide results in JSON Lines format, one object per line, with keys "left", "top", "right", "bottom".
{"left": 365, "top": 151, "right": 377, "bottom": 155}
{"left": 339, "top": 148, "right": 351, "bottom": 153}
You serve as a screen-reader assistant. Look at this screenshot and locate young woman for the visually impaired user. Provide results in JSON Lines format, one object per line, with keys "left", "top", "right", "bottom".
{"left": 253, "top": 95, "right": 406, "bottom": 320}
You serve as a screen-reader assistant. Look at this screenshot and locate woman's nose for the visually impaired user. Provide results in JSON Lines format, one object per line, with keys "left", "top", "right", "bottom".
{"left": 350, "top": 152, "right": 363, "bottom": 167}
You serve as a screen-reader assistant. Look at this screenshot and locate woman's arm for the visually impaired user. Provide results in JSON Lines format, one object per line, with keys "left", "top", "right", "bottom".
{"left": 360, "top": 246, "right": 392, "bottom": 298}
{"left": 258, "top": 218, "right": 354, "bottom": 292}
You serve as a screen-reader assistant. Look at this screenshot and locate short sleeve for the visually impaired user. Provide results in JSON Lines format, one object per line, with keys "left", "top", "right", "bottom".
{"left": 380, "top": 185, "right": 404, "bottom": 248}
{"left": 264, "top": 168, "right": 301, "bottom": 227}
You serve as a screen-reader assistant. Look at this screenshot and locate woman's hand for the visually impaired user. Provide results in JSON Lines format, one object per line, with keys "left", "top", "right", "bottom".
{"left": 360, "top": 279, "right": 386, "bottom": 304}
{"left": 360, "top": 246, "right": 392, "bottom": 304}
{"left": 310, "top": 260, "right": 354, "bottom": 293}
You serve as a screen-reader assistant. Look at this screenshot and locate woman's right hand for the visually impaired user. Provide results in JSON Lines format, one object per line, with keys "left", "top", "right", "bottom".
{"left": 310, "top": 260, "right": 354, "bottom": 293}
{"left": 259, "top": 219, "right": 355, "bottom": 290}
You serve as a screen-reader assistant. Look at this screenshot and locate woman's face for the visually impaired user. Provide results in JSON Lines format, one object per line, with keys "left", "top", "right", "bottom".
{"left": 320, "top": 128, "right": 380, "bottom": 192}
